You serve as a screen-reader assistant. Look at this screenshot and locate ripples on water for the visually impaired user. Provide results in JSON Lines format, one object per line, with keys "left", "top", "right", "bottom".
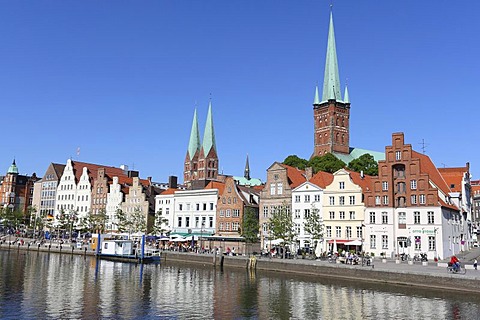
{"left": 1, "top": 250, "right": 479, "bottom": 319}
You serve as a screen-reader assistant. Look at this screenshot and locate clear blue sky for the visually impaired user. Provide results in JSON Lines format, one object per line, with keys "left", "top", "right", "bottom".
{"left": 1, "top": 1, "right": 479, "bottom": 183}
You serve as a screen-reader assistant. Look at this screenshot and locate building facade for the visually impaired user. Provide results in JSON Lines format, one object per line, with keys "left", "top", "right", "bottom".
{"left": 0, "top": 160, "right": 39, "bottom": 213}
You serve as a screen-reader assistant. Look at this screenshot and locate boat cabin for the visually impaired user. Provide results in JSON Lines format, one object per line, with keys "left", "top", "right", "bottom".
{"left": 101, "top": 240, "right": 134, "bottom": 255}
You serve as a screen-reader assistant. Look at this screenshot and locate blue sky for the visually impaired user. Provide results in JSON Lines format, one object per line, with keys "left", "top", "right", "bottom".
{"left": 1, "top": 1, "right": 479, "bottom": 183}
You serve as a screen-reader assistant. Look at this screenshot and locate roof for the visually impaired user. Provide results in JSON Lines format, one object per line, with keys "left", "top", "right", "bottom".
{"left": 7, "top": 159, "right": 18, "bottom": 174}
{"left": 159, "top": 188, "right": 177, "bottom": 195}
{"left": 333, "top": 147, "right": 385, "bottom": 164}
{"left": 52, "top": 163, "right": 66, "bottom": 179}
{"left": 438, "top": 167, "right": 468, "bottom": 193}
{"left": 279, "top": 163, "right": 306, "bottom": 188}
{"left": 321, "top": 11, "right": 342, "bottom": 103}
{"left": 347, "top": 169, "right": 373, "bottom": 193}
{"left": 187, "top": 109, "right": 201, "bottom": 160}
{"left": 205, "top": 180, "right": 225, "bottom": 194}
{"left": 309, "top": 171, "right": 333, "bottom": 189}
{"left": 201, "top": 101, "right": 216, "bottom": 156}
{"left": 233, "top": 176, "right": 263, "bottom": 187}
{"left": 412, "top": 151, "right": 451, "bottom": 196}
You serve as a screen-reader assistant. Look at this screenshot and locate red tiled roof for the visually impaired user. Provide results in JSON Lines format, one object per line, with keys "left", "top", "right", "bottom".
{"left": 205, "top": 181, "right": 226, "bottom": 194}
{"left": 347, "top": 170, "right": 374, "bottom": 193}
{"left": 72, "top": 161, "right": 127, "bottom": 184}
{"left": 309, "top": 171, "right": 333, "bottom": 189}
{"left": 412, "top": 151, "right": 451, "bottom": 196}
{"left": 160, "top": 188, "right": 177, "bottom": 195}
{"left": 279, "top": 163, "right": 306, "bottom": 188}
{"left": 438, "top": 167, "right": 468, "bottom": 193}
{"left": 439, "top": 198, "right": 460, "bottom": 211}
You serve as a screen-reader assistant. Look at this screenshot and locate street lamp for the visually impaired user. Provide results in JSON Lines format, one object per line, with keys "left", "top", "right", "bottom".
{"left": 200, "top": 221, "right": 205, "bottom": 253}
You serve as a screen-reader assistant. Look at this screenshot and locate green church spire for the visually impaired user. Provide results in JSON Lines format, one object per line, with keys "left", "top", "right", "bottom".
{"left": 187, "top": 109, "right": 201, "bottom": 160}
{"left": 321, "top": 11, "right": 342, "bottom": 103}
{"left": 344, "top": 84, "right": 350, "bottom": 104}
{"left": 313, "top": 85, "right": 320, "bottom": 104}
{"left": 7, "top": 158, "right": 19, "bottom": 174}
{"left": 202, "top": 100, "right": 216, "bottom": 156}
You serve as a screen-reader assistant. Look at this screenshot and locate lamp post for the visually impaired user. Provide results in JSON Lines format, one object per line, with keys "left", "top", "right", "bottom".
{"left": 200, "top": 221, "right": 205, "bottom": 253}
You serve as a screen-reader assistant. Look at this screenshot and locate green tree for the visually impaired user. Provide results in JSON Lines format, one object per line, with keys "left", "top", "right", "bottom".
{"left": 115, "top": 207, "right": 147, "bottom": 237}
{"left": 303, "top": 206, "right": 324, "bottom": 257}
{"left": 283, "top": 155, "right": 308, "bottom": 170}
{"left": 151, "top": 209, "right": 169, "bottom": 236}
{"left": 241, "top": 207, "right": 259, "bottom": 255}
{"left": 308, "top": 153, "right": 345, "bottom": 173}
{"left": 81, "top": 209, "right": 108, "bottom": 234}
{"left": 347, "top": 153, "right": 378, "bottom": 176}
{"left": 267, "top": 202, "right": 296, "bottom": 259}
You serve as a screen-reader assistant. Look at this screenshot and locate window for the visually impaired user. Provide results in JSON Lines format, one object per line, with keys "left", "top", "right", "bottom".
{"left": 335, "top": 226, "right": 341, "bottom": 238}
{"left": 382, "top": 235, "right": 388, "bottom": 249}
{"left": 277, "top": 183, "right": 283, "bottom": 195}
{"left": 369, "top": 212, "right": 376, "bottom": 224}
{"left": 349, "top": 211, "right": 355, "bottom": 220}
{"left": 295, "top": 195, "right": 300, "bottom": 203}
{"left": 427, "top": 211, "right": 434, "bottom": 224}
{"left": 185, "top": 217, "right": 190, "bottom": 227}
{"left": 382, "top": 212, "right": 388, "bottom": 224}
{"left": 220, "top": 210, "right": 225, "bottom": 217}
{"left": 370, "top": 235, "right": 376, "bottom": 249}
{"left": 177, "top": 217, "right": 182, "bottom": 227}
{"left": 196, "top": 203, "right": 200, "bottom": 211}
{"left": 339, "top": 211, "right": 345, "bottom": 219}
{"left": 414, "top": 236, "right": 421, "bottom": 250}
{"left": 210, "top": 203, "right": 214, "bottom": 210}
{"left": 420, "top": 194, "right": 426, "bottom": 204}
{"left": 398, "top": 212, "right": 406, "bottom": 224}
{"left": 411, "top": 195, "right": 417, "bottom": 205}
{"left": 349, "top": 196, "right": 355, "bottom": 205}
{"left": 314, "top": 194, "right": 321, "bottom": 202}
{"left": 329, "top": 197, "right": 335, "bottom": 205}
{"left": 270, "top": 183, "right": 275, "bottom": 195}
{"left": 375, "top": 196, "right": 381, "bottom": 205}
{"left": 263, "top": 206, "right": 268, "bottom": 218}
{"left": 326, "top": 226, "right": 332, "bottom": 238}
{"left": 195, "top": 216, "right": 199, "bottom": 228}
{"left": 382, "top": 196, "right": 389, "bottom": 205}
{"left": 356, "top": 226, "right": 362, "bottom": 238}
{"left": 233, "top": 209, "right": 240, "bottom": 217}
{"left": 339, "top": 196, "right": 345, "bottom": 206}
{"left": 304, "top": 209, "right": 310, "bottom": 219}
{"left": 209, "top": 216, "right": 213, "bottom": 228}
{"left": 346, "top": 226, "right": 352, "bottom": 238}
{"left": 179, "top": 204, "right": 183, "bottom": 211}
{"left": 339, "top": 181, "right": 345, "bottom": 189}
{"left": 232, "top": 222, "right": 239, "bottom": 232}
{"left": 219, "top": 222, "right": 224, "bottom": 231}
{"left": 329, "top": 211, "right": 335, "bottom": 219}
{"left": 411, "top": 180, "right": 417, "bottom": 190}
{"left": 382, "top": 181, "right": 388, "bottom": 191}
{"left": 295, "top": 209, "right": 301, "bottom": 219}
{"left": 305, "top": 195, "right": 310, "bottom": 203}
{"left": 226, "top": 210, "right": 231, "bottom": 217}
{"left": 395, "top": 151, "right": 401, "bottom": 160}
{"left": 203, "top": 203, "right": 207, "bottom": 210}
{"left": 414, "top": 211, "right": 420, "bottom": 224}
{"left": 428, "top": 236, "right": 436, "bottom": 251}
{"left": 166, "top": 208, "right": 170, "bottom": 215}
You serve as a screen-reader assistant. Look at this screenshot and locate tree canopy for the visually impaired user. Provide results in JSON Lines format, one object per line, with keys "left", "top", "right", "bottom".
{"left": 283, "top": 155, "right": 308, "bottom": 170}
{"left": 267, "top": 203, "right": 296, "bottom": 259}
{"left": 308, "top": 154, "right": 346, "bottom": 173}
{"left": 347, "top": 153, "right": 378, "bottom": 176}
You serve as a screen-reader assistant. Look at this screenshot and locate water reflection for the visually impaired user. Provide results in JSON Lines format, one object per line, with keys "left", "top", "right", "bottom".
{"left": 1, "top": 250, "right": 479, "bottom": 319}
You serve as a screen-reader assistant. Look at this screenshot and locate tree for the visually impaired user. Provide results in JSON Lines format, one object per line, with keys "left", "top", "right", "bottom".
{"left": 81, "top": 210, "right": 108, "bottom": 234}
{"left": 283, "top": 155, "right": 308, "bottom": 170}
{"left": 348, "top": 153, "right": 378, "bottom": 176}
{"left": 115, "top": 207, "right": 147, "bottom": 237}
{"left": 303, "top": 206, "right": 324, "bottom": 257}
{"left": 308, "top": 153, "right": 345, "bottom": 173}
{"left": 150, "top": 209, "right": 169, "bottom": 236}
{"left": 241, "top": 207, "right": 259, "bottom": 255}
{"left": 267, "top": 202, "right": 296, "bottom": 259}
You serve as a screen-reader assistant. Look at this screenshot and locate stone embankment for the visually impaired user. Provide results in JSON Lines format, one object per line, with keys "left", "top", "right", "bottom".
{"left": 3, "top": 241, "right": 480, "bottom": 294}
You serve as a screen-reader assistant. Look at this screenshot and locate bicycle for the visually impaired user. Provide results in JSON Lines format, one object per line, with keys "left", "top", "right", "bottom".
{"left": 447, "top": 262, "right": 467, "bottom": 274}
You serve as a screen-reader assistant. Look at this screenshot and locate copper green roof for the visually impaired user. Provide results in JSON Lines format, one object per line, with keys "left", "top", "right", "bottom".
{"left": 187, "top": 109, "right": 201, "bottom": 160}
{"left": 202, "top": 101, "right": 216, "bottom": 156}
{"left": 333, "top": 148, "right": 385, "bottom": 164}
{"left": 7, "top": 159, "right": 19, "bottom": 174}
{"left": 313, "top": 85, "right": 320, "bottom": 105}
{"left": 344, "top": 84, "right": 350, "bottom": 104}
{"left": 321, "top": 11, "right": 342, "bottom": 103}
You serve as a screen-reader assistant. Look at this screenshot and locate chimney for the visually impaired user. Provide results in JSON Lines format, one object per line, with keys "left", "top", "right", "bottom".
{"left": 360, "top": 171, "right": 364, "bottom": 179}
{"left": 120, "top": 164, "right": 129, "bottom": 173}
{"left": 168, "top": 176, "right": 178, "bottom": 189}
{"left": 305, "top": 167, "right": 313, "bottom": 181}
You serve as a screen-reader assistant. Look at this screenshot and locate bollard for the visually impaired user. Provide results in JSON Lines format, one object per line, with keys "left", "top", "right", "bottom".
{"left": 27, "top": 243, "right": 30, "bottom": 251}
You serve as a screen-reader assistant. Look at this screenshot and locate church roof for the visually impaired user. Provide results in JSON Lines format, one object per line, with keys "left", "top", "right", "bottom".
{"left": 321, "top": 11, "right": 343, "bottom": 103}
{"left": 7, "top": 159, "right": 19, "bottom": 174}
{"left": 233, "top": 176, "right": 263, "bottom": 187}
{"left": 187, "top": 109, "right": 201, "bottom": 160}
{"left": 202, "top": 101, "right": 216, "bottom": 156}
{"left": 332, "top": 147, "right": 385, "bottom": 164}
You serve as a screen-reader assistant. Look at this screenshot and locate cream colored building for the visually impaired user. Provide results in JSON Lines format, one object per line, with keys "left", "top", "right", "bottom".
{"left": 322, "top": 169, "right": 371, "bottom": 253}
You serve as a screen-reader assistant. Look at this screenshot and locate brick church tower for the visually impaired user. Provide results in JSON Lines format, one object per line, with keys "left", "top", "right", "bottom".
{"left": 313, "top": 11, "right": 351, "bottom": 157}
{"left": 184, "top": 101, "right": 219, "bottom": 189}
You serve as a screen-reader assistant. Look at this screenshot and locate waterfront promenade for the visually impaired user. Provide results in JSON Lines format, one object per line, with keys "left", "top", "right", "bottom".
{"left": 2, "top": 239, "right": 479, "bottom": 294}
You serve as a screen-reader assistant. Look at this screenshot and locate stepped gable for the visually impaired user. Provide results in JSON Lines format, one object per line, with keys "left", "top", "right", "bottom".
{"left": 279, "top": 163, "right": 306, "bottom": 188}
{"left": 438, "top": 166, "right": 469, "bottom": 193}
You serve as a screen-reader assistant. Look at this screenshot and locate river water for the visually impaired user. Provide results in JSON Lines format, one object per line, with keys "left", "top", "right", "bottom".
{"left": 1, "top": 249, "right": 479, "bottom": 319}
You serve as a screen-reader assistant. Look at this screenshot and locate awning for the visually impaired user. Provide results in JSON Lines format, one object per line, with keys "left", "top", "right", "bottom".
{"left": 327, "top": 239, "right": 351, "bottom": 244}
{"left": 344, "top": 240, "right": 363, "bottom": 246}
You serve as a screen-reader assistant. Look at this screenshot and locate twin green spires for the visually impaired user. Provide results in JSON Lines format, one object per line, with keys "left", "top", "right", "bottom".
{"left": 187, "top": 109, "right": 201, "bottom": 160}
{"left": 317, "top": 10, "right": 349, "bottom": 104}
{"left": 202, "top": 100, "right": 216, "bottom": 156}
{"left": 187, "top": 101, "right": 216, "bottom": 160}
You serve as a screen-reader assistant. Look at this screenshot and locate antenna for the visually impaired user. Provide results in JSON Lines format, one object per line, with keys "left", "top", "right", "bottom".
{"left": 419, "top": 139, "right": 429, "bottom": 154}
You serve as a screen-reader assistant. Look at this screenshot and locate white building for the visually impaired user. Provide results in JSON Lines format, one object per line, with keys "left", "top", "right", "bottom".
{"left": 105, "top": 176, "right": 124, "bottom": 232}
{"left": 154, "top": 189, "right": 176, "bottom": 234}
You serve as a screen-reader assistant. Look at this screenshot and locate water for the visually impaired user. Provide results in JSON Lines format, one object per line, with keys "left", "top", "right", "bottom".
{"left": 1, "top": 249, "right": 480, "bottom": 319}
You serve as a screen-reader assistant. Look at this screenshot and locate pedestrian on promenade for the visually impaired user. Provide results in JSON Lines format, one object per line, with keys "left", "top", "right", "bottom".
{"left": 474, "top": 258, "right": 478, "bottom": 270}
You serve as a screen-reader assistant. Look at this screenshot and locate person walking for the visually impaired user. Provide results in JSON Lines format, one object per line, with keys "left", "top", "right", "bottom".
{"left": 474, "top": 258, "right": 478, "bottom": 270}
